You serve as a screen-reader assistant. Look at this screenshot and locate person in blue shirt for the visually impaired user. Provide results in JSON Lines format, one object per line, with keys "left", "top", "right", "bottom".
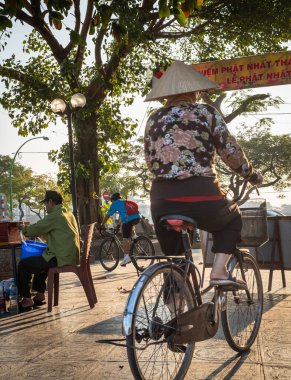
{"left": 101, "top": 193, "right": 141, "bottom": 266}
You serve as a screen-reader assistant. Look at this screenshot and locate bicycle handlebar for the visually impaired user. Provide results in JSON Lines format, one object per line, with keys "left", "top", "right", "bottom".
{"left": 98, "top": 224, "right": 120, "bottom": 237}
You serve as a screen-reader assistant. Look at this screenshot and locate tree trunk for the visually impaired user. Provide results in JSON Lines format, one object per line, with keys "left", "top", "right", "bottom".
{"left": 75, "top": 115, "right": 101, "bottom": 227}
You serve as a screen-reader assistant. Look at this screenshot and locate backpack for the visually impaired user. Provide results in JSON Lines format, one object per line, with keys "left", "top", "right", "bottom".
{"left": 124, "top": 200, "right": 139, "bottom": 215}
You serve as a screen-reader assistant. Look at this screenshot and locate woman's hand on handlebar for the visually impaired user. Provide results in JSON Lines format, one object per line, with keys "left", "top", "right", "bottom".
{"left": 248, "top": 171, "right": 263, "bottom": 186}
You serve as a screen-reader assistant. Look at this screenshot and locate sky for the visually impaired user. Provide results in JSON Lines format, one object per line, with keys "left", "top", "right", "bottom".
{"left": 0, "top": 18, "right": 290, "bottom": 209}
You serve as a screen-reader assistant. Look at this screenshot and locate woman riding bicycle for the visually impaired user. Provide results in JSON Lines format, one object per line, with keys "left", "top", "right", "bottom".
{"left": 144, "top": 60, "right": 263, "bottom": 287}
{"left": 101, "top": 193, "right": 141, "bottom": 266}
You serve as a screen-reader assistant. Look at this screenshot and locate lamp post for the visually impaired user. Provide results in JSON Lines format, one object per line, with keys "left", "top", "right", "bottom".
{"left": 50, "top": 93, "right": 86, "bottom": 226}
{"left": 9, "top": 136, "right": 49, "bottom": 219}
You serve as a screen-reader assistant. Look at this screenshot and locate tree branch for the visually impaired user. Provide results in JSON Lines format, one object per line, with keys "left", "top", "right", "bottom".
{"left": 225, "top": 94, "right": 270, "bottom": 123}
{"left": 141, "top": 0, "right": 156, "bottom": 8}
{"left": 152, "top": 20, "right": 210, "bottom": 39}
{"left": 95, "top": 28, "right": 106, "bottom": 69}
{"left": 14, "top": 8, "right": 67, "bottom": 64}
{"left": 153, "top": 18, "right": 175, "bottom": 32}
{"left": 213, "top": 93, "right": 228, "bottom": 111}
{"left": 63, "top": 0, "right": 81, "bottom": 56}
{"left": 23, "top": 0, "right": 34, "bottom": 15}
{"left": 88, "top": 42, "right": 132, "bottom": 101}
{"left": 74, "top": 0, "right": 93, "bottom": 75}
{"left": 150, "top": 18, "right": 165, "bottom": 32}
{"left": 0, "top": 65, "right": 56, "bottom": 98}
{"left": 201, "top": 92, "right": 216, "bottom": 109}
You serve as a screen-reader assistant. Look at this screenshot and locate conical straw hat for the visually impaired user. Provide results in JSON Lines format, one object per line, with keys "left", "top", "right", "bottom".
{"left": 145, "top": 60, "right": 219, "bottom": 102}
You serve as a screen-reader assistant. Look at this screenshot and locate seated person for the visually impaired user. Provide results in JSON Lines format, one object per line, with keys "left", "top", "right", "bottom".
{"left": 101, "top": 193, "right": 141, "bottom": 266}
{"left": 18, "top": 190, "right": 80, "bottom": 311}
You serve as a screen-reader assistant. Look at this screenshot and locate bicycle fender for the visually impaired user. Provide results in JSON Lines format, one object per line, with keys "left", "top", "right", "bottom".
{"left": 122, "top": 262, "right": 175, "bottom": 336}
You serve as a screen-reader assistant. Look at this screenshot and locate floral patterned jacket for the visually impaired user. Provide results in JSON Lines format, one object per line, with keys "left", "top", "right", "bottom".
{"left": 144, "top": 102, "right": 254, "bottom": 180}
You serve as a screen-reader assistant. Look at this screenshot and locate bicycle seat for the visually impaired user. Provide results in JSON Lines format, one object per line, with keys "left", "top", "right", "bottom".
{"left": 159, "top": 215, "right": 197, "bottom": 232}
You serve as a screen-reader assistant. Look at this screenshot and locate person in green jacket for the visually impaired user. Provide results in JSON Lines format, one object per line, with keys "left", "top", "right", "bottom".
{"left": 18, "top": 190, "right": 80, "bottom": 311}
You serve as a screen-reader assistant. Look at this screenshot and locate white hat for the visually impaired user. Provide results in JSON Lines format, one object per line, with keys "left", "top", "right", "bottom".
{"left": 145, "top": 60, "right": 219, "bottom": 102}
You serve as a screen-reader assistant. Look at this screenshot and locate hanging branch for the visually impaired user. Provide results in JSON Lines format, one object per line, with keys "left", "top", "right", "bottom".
{"left": 225, "top": 94, "right": 270, "bottom": 123}
{"left": 0, "top": 65, "right": 57, "bottom": 98}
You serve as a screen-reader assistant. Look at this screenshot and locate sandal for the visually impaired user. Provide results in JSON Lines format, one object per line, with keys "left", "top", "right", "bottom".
{"left": 18, "top": 301, "right": 33, "bottom": 313}
{"left": 210, "top": 273, "right": 247, "bottom": 289}
{"left": 33, "top": 295, "right": 46, "bottom": 306}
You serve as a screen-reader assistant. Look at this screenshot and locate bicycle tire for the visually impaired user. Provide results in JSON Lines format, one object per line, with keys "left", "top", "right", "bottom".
{"left": 99, "top": 237, "right": 120, "bottom": 271}
{"left": 126, "top": 263, "right": 195, "bottom": 380}
{"left": 131, "top": 236, "right": 155, "bottom": 272}
{"left": 221, "top": 251, "right": 263, "bottom": 352}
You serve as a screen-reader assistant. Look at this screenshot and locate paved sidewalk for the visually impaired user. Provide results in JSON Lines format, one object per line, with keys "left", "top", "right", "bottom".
{"left": 0, "top": 251, "right": 290, "bottom": 379}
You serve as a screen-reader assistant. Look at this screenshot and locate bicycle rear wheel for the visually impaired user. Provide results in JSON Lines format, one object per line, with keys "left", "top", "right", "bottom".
{"left": 99, "top": 237, "right": 120, "bottom": 271}
{"left": 221, "top": 251, "right": 263, "bottom": 352}
{"left": 126, "top": 264, "right": 195, "bottom": 380}
{"left": 131, "top": 236, "right": 155, "bottom": 272}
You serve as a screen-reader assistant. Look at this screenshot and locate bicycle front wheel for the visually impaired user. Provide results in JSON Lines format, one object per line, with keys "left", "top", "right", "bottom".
{"left": 221, "top": 252, "right": 263, "bottom": 352}
{"left": 99, "top": 238, "right": 120, "bottom": 271}
{"left": 126, "top": 264, "right": 195, "bottom": 380}
{"left": 131, "top": 236, "right": 155, "bottom": 272}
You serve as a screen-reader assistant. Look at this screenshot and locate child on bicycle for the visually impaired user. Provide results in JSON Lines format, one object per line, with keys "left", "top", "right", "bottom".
{"left": 101, "top": 193, "right": 141, "bottom": 266}
{"left": 144, "top": 61, "right": 263, "bottom": 287}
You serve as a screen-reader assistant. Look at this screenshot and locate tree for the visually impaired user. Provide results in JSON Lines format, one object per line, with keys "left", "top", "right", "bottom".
{"left": 203, "top": 91, "right": 291, "bottom": 202}
{"left": 231, "top": 125, "right": 291, "bottom": 204}
{"left": 100, "top": 137, "right": 151, "bottom": 197}
{"left": 1, "top": 0, "right": 290, "bottom": 225}
{"left": 0, "top": 155, "right": 59, "bottom": 219}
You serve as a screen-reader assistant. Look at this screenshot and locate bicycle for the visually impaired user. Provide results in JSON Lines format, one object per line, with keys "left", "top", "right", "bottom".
{"left": 98, "top": 224, "right": 156, "bottom": 272}
{"left": 122, "top": 208, "right": 264, "bottom": 379}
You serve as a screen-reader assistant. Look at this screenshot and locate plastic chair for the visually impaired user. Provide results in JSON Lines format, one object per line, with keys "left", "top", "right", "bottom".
{"left": 47, "top": 223, "right": 97, "bottom": 312}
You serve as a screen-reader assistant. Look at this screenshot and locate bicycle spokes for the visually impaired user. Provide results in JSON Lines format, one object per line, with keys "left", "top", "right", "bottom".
{"left": 221, "top": 253, "right": 263, "bottom": 352}
{"left": 126, "top": 265, "right": 196, "bottom": 380}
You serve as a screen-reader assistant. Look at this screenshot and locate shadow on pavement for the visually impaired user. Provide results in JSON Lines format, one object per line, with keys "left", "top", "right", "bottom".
{"left": 76, "top": 292, "right": 289, "bottom": 340}
{"left": 78, "top": 314, "right": 123, "bottom": 335}
{"left": 204, "top": 351, "right": 251, "bottom": 379}
{"left": 0, "top": 305, "right": 90, "bottom": 336}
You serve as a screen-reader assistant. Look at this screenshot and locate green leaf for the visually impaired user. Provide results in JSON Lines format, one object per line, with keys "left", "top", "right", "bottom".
{"left": 196, "top": 0, "right": 204, "bottom": 9}
{"left": 0, "top": 15, "right": 13, "bottom": 31}
{"left": 159, "top": 6, "right": 171, "bottom": 18}
{"left": 69, "top": 30, "right": 83, "bottom": 45}
{"left": 99, "top": 4, "right": 112, "bottom": 26}
{"left": 174, "top": 6, "right": 187, "bottom": 27}
{"left": 50, "top": 11, "right": 64, "bottom": 20}
{"left": 158, "top": 0, "right": 170, "bottom": 18}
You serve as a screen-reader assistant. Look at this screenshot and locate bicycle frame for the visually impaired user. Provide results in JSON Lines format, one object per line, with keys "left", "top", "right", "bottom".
{"left": 102, "top": 226, "right": 141, "bottom": 263}
{"left": 123, "top": 228, "right": 214, "bottom": 336}
{"left": 103, "top": 226, "right": 128, "bottom": 255}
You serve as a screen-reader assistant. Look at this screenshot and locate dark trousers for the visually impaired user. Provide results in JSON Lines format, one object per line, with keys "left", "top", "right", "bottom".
{"left": 17, "top": 256, "right": 57, "bottom": 298}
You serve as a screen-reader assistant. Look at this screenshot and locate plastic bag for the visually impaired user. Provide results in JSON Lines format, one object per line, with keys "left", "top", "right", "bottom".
{"left": 20, "top": 240, "right": 47, "bottom": 259}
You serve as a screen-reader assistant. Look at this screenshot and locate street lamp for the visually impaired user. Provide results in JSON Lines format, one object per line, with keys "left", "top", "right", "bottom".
{"left": 9, "top": 136, "right": 49, "bottom": 219}
{"left": 50, "top": 93, "right": 86, "bottom": 226}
